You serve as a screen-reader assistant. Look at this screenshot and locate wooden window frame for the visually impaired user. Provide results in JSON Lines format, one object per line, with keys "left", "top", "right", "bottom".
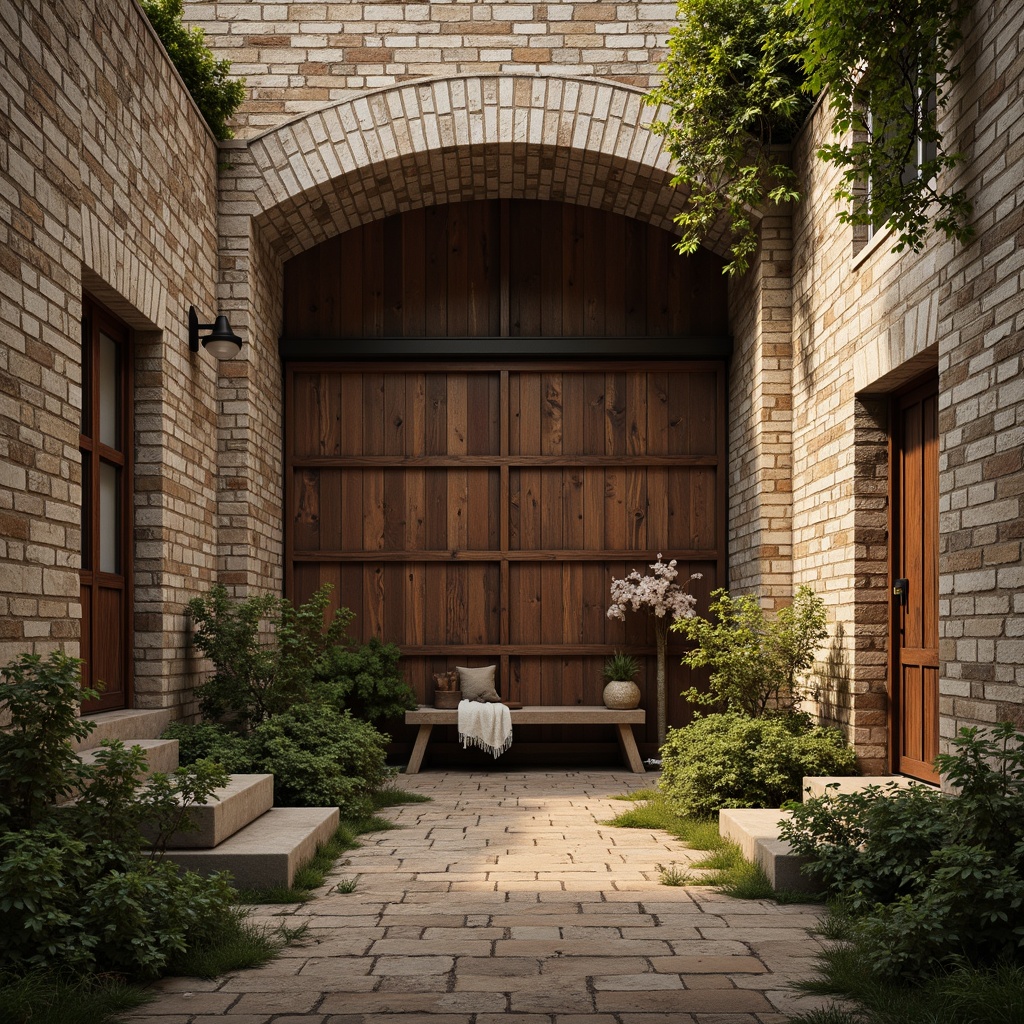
{"left": 79, "top": 296, "right": 134, "bottom": 712}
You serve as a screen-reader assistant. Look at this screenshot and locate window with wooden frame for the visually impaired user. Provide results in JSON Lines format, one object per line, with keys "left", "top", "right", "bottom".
{"left": 79, "top": 297, "right": 133, "bottom": 712}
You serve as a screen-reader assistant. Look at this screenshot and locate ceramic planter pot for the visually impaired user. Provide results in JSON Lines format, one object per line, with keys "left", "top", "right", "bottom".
{"left": 602, "top": 679, "right": 641, "bottom": 710}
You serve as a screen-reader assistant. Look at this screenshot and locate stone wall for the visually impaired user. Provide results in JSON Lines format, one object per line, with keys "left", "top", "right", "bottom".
{"left": 726, "top": 206, "right": 795, "bottom": 612}
{"left": 771, "top": 0, "right": 1024, "bottom": 764}
{"left": 0, "top": 0, "right": 225, "bottom": 709}
{"left": 184, "top": 0, "right": 678, "bottom": 137}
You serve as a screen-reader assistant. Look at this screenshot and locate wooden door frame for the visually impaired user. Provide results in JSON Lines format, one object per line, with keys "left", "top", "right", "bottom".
{"left": 79, "top": 295, "right": 134, "bottom": 713}
{"left": 887, "top": 370, "right": 939, "bottom": 779}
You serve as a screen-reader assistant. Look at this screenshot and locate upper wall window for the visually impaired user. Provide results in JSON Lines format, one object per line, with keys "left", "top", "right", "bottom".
{"left": 866, "top": 86, "right": 938, "bottom": 244}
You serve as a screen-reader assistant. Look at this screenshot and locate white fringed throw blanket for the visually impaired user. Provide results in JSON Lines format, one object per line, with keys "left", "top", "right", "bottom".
{"left": 458, "top": 700, "right": 513, "bottom": 758}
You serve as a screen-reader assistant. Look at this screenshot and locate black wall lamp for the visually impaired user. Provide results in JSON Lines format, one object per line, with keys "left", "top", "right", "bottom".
{"left": 188, "top": 305, "right": 243, "bottom": 360}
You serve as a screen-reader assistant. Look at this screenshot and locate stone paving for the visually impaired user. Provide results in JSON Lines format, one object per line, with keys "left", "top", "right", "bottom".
{"left": 130, "top": 770, "right": 840, "bottom": 1024}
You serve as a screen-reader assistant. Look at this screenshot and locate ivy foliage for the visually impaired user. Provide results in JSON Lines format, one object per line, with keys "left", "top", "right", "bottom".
{"left": 794, "top": 0, "right": 974, "bottom": 253}
{"left": 140, "top": 0, "right": 245, "bottom": 140}
{"left": 647, "top": 0, "right": 811, "bottom": 275}
{"left": 648, "top": 0, "right": 973, "bottom": 272}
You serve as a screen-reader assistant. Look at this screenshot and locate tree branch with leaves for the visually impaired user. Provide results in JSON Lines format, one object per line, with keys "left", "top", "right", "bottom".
{"left": 646, "top": 0, "right": 812, "bottom": 274}
{"left": 647, "top": 0, "right": 973, "bottom": 273}
{"left": 793, "top": 0, "right": 974, "bottom": 252}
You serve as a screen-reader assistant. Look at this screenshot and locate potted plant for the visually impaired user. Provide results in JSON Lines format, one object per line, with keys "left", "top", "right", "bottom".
{"left": 602, "top": 651, "right": 641, "bottom": 710}
{"left": 607, "top": 555, "right": 701, "bottom": 741}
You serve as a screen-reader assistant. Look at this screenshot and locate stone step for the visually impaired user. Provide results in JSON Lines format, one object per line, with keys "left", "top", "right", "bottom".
{"left": 162, "top": 806, "right": 340, "bottom": 889}
{"left": 157, "top": 774, "right": 275, "bottom": 849}
{"left": 78, "top": 737, "right": 180, "bottom": 777}
{"left": 73, "top": 708, "right": 173, "bottom": 751}
{"left": 718, "top": 807, "right": 818, "bottom": 893}
{"left": 802, "top": 774, "right": 930, "bottom": 798}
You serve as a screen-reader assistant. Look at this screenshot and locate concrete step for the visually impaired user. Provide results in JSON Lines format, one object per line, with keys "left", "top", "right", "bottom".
{"left": 803, "top": 775, "right": 931, "bottom": 798}
{"left": 78, "top": 737, "right": 180, "bottom": 777}
{"left": 718, "top": 807, "right": 819, "bottom": 893}
{"left": 157, "top": 774, "right": 275, "bottom": 849}
{"left": 162, "top": 806, "right": 340, "bottom": 889}
{"left": 74, "top": 708, "right": 173, "bottom": 751}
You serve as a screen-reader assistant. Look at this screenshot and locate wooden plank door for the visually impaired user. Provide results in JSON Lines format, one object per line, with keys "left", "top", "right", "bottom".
{"left": 285, "top": 361, "right": 725, "bottom": 757}
{"left": 891, "top": 377, "right": 939, "bottom": 782}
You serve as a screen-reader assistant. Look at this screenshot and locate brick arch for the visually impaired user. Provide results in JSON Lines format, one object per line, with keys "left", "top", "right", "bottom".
{"left": 234, "top": 74, "right": 733, "bottom": 260}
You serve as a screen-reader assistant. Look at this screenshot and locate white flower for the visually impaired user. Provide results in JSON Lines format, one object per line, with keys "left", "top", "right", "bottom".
{"left": 606, "top": 555, "right": 701, "bottom": 623}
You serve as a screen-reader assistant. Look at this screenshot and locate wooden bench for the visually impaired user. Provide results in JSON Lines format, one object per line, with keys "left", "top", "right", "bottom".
{"left": 403, "top": 705, "right": 646, "bottom": 774}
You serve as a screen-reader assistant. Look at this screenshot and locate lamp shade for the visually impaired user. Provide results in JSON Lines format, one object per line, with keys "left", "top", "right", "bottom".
{"left": 202, "top": 315, "right": 243, "bottom": 359}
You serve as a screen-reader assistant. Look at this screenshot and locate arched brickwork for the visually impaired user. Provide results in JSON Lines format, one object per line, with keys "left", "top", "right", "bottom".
{"left": 213, "top": 72, "right": 741, "bottom": 606}
{"left": 221, "top": 74, "right": 735, "bottom": 261}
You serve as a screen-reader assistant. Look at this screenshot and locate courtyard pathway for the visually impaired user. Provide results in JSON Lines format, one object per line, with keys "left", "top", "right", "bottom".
{"left": 130, "top": 770, "right": 838, "bottom": 1024}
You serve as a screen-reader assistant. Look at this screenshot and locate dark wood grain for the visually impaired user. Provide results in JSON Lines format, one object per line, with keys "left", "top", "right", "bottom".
{"left": 282, "top": 200, "right": 729, "bottom": 735}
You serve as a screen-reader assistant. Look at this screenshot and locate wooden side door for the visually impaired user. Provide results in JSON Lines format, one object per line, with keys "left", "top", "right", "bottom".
{"left": 79, "top": 298, "right": 133, "bottom": 712}
{"left": 890, "top": 376, "right": 939, "bottom": 782}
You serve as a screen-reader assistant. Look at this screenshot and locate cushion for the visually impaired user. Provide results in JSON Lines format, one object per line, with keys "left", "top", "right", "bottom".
{"left": 456, "top": 665, "right": 501, "bottom": 703}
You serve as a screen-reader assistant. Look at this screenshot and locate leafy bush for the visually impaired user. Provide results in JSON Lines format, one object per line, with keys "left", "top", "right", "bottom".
{"left": 139, "top": 0, "right": 245, "bottom": 140}
{"left": 161, "top": 721, "right": 254, "bottom": 773}
{"left": 674, "top": 585, "right": 828, "bottom": 718}
{"left": 0, "top": 653, "right": 240, "bottom": 979}
{"left": 781, "top": 723, "right": 1024, "bottom": 980}
{"left": 187, "top": 584, "right": 355, "bottom": 728}
{"left": 187, "top": 584, "right": 416, "bottom": 730}
{"left": 0, "top": 653, "right": 96, "bottom": 829}
{"left": 312, "top": 637, "right": 417, "bottom": 724}
{"left": 659, "top": 712, "right": 856, "bottom": 818}
{"left": 248, "top": 705, "right": 388, "bottom": 816}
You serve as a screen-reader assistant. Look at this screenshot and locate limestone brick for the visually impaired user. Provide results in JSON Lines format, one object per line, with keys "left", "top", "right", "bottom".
{"left": 725, "top": 0, "right": 1024, "bottom": 768}
{"left": 1, "top": 0, "right": 223, "bottom": 710}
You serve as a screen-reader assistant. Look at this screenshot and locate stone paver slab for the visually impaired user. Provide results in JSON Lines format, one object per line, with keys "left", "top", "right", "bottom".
{"left": 129, "top": 771, "right": 825, "bottom": 1024}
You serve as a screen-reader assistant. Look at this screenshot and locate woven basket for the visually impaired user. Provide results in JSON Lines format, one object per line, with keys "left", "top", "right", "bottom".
{"left": 434, "top": 689, "right": 462, "bottom": 709}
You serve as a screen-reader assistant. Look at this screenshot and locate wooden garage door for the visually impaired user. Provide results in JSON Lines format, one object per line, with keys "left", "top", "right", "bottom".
{"left": 286, "top": 361, "right": 724, "bottom": 753}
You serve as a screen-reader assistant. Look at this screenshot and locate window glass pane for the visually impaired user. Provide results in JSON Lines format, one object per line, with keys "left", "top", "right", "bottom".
{"left": 80, "top": 457, "right": 92, "bottom": 570}
{"left": 81, "top": 321, "right": 92, "bottom": 435}
{"left": 99, "top": 460, "right": 119, "bottom": 575}
{"left": 99, "top": 332, "right": 118, "bottom": 448}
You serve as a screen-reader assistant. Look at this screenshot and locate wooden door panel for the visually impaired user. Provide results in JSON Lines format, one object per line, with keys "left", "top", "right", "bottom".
{"left": 892, "top": 379, "right": 940, "bottom": 782}
{"left": 286, "top": 358, "right": 725, "bottom": 757}
{"left": 282, "top": 197, "right": 729, "bottom": 761}
{"left": 79, "top": 299, "right": 132, "bottom": 713}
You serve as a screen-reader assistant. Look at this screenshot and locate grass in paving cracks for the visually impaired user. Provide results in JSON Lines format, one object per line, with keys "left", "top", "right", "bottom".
{"left": 606, "top": 789, "right": 820, "bottom": 903}
{"left": 168, "top": 907, "right": 308, "bottom": 979}
{"left": 237, "top": 787, "right": 430, "bottom": 904}
{"left": 790, "top": 909, "right": 1024, "bottom": 1024}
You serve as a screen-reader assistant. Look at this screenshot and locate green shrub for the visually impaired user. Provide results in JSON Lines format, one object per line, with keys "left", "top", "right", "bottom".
{"left": 674, "top": 586, "right": 828, "bottom": 718}
{"left": 161, "top": 721, "right": 254, "bottom": 772}
{"left": 312, "top": 637, "right": 417, "bottom": 724}
{"left": 781, "top": 723, "right": 1024, "bottom": 980}
{"left": 780, "top": 780, "right": 949, "bottom": 910}
{"left": 139, "top": 0, "right": 245, "bottom": 140}
{"left": 659, "top": 712, "right": 856, "bottom": 818}
{"left": 186, "top": 584, "right": 416, "bottom": 731}
{"left": 187, "top": 584, "right": 355, "bottom": 728}
{"left": 0, "top": 653, "right": 242, "bottom": 980}
{"left": 248, "top": 705, "right": 388, "bottom": 816}
{"left": 0, "top": 653, "right": 96, "bottom": 829}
